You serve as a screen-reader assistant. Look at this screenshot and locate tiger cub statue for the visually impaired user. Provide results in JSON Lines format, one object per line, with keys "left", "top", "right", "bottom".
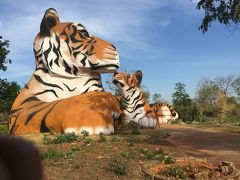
{"left": 9, "top": 8, "right": 122, "bottom": 135}
{"left": 113, "top": 70, "right": 158, "bottom": 128}
{"left": 150, "top": 102, "right": 178, "bottom": 124}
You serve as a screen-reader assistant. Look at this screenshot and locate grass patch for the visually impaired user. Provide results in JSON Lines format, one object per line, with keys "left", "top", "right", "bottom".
{"left": 43, "top": 133, "right": 80, "bottom": 145}
{"left": 41, "top": 148, "right": 65, "bottom": 160}
{"left": 41, "top": 146, "right": 80, "bottom": 160}
{"left": 140, "top": 148, "right": 175, "bottom": 164}
{"left": 108, "top": 159, "right": 127, "bottom": 175}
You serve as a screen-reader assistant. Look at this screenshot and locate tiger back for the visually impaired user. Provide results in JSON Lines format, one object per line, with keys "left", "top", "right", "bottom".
{"left": 150, "top": 102, "right": 179, "bottom": 124}
{"left": 9, "top": 8, "right": 122, "bottom": 135}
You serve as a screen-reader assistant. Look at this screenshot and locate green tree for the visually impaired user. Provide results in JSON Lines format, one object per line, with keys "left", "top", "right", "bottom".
{"left": 194, "top": 0, "right": 240, "bottom": 33}
{"left": 172, "top": 82, "right": 194, "bottom": 121}
{"left": 0, "top": 79, "right": 21, "bottom": 114}
{"left": 196, "top": 78, "right": 228, "bottom": 125}
{"left": 172, "top": 82, "right": 191, "bottom": 106}
{"left": 0, "top": 36, "right": 11, "bottom": 71}
{"left": 152, "top": 93, "right": 162, "bottom": 103}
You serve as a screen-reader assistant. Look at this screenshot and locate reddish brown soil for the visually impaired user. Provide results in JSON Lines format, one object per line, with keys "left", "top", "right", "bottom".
{"left": 162, "top": 124, "right": 240, "bottom": 168}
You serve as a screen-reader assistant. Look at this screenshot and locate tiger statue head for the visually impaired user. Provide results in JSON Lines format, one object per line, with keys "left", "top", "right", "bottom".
{"left": 113, "top": 70, "right": 158, "bottom": 128}
{"left": 35, "top": 8, "right": 119, "bottom": 75}
{"left": 150, "top": 102, "right": 179, "bottom": 124}
{"left": 29, "top": 8, "right": 120, "bottom": 101}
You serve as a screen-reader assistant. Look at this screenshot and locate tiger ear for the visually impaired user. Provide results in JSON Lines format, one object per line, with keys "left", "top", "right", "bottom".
{"left": 134, "top": 70, "right": 143, "bottom": 86}
{"left": 40, "top": 8, "right": 60, "bottom": 36}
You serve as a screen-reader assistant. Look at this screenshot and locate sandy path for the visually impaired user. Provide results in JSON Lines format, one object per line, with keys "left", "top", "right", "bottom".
{"left": 162, "top": 124, "right": 240, "bottom": 168}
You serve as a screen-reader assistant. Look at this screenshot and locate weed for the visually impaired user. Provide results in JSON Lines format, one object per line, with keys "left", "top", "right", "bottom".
{"left": 111, "top": 135, "right": 121, "bottom": 143}
{"left": 43, "top": 135, "right": 53, "bottom": 145}
{"left": 80, "top": 130, "right": 89, "bottom": 137}
{"left": 126, "top": 136, "right": 139, "bottom": 146}
{"left": 64, "top": 151, "right": 74, "bottom": 159}
{"left": 129, "top": 121, "right": 140, "bottom": 135}
{"left": 84, "top": 138, "right": 93, "bottom": 144}
{"left": 121, "top": 151, "right": 130, "bottom": 159}
{"left": 43, "top": 133, "right": 80, "bottom": 145}
{"left": 0, "top": 124, "right": 9, "bottom": 135}
{"left": 70, "top": 146, "right": 80, "bottom": 152}
{"left": 41, "top": 149, "right": 65, "bottom": 160}
{"left": 165, "top": 166, "right": 186, "bottom": 179}
{"left": 140, "top": 148, "right": 175, "bottom": 164}
{"left": 108, "top": 159, "right": 127, "bottom": 175}
{"left": 98, "top": 132, "right": 106, "bottom": 143}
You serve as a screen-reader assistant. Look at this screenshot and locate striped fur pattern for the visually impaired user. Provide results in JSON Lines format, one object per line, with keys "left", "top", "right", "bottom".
{"left": 9, "top": 8, "right": 121, "bottom": 135}
{"left": 150, "top": 102, "right": 178, "bottom": 124}
{"left": 113, "top": 70, "right": 158, "bottom": 128}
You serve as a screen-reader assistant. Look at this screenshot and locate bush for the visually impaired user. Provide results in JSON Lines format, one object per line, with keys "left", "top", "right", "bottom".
{"left": 0, "top": 124, "right": 9, "bottom": 135}
{"left": 98, "top": 132, "right": 106, "bottom": 143}
{"left": 165, "top": 166, "right": 186, "bottom": 179}
{"left": 108, "top": 159, "right": 127, "bottom": 175}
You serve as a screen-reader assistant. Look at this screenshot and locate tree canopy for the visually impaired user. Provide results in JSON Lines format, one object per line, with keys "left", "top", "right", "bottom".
{"left": 0, "top": 36, "right": 11, "bottom": 71}
{"left": 195, "top": 0, "right": 240, "bottom": 33}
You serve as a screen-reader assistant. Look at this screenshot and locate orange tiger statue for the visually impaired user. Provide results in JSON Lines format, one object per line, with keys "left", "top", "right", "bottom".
{"left": 9, "top": 8, "right": 122, "bottom": 135}
{"left": 150, "top": 102, "right": 178, "bottom": 124}
{"left": 113, "top": 70, "right": 159, "bottom": 128}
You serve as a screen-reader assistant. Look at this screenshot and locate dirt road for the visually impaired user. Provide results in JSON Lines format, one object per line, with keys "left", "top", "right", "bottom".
{"left": 162, "top": 124, "right": 240, "bottom": 168}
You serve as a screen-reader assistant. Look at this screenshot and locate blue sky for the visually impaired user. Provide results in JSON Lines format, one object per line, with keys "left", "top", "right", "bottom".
{"left": 0, "top": 0, "right": 239, "bottom": 102}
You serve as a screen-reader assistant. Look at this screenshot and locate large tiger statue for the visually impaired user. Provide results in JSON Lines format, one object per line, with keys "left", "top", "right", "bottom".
{"left": 9, "top": 8, "right": 122, "bottom": 135}
{"left": 113, "top": 70, "right": 158, "bottom": 128}
{"left": 150, "top": 102, "right": 178, "bottom": 124}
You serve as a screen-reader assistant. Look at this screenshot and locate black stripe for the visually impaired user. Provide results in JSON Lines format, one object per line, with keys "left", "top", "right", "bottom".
{"left": 36, "top": 67, "right": 49, "bottom": 73}
{"left": 73, "top": 65, "right": 78, "bottom": 76}
{"left": 126, "top": 86, "right": 134, "bottom": 92}
{"left": 82, "top": 83, "right": 102, "bottom": 94}
{"left": 80, "top": 54, "right": 87, "bottom": 66}
{"left": 10, "top": 108, "right": 22, "bottom": 115}
{"left": 21, "top": 96, "right": 40, "bottom": 105}
{"left": 63, "top": 83, "right": 77, "bottom": 92}
{"left": 27, "top": 102, "right": 46, "bottom": 109}
{"left": 83, "top": 78, "right": 100, "bottom": 86}
{"left": 72, "top": 44, "right": 83, "bottom": 51}
{"left": 43, "top": 41, "right": 52, "bottom": 67}
{"left": 24, "top": 103, "right": 52, "bottom": 125}
{"left": 10, "top": 113, "right": 20, "bottom": 134}
{"left": 34, "top": 89, "right": 59, "bottom": 98}
{"left": 73, "top": 51, "right": 81, "bottom": 58}
{"left": 33, "top": 74, "right": 64, "bottom": 90}
{"left": 133, "top": 112, "right": 141, "bottom": 119}
{"left": 63, "top": 59, "right": 72, "bottom": 74}
{"left": 40, "top": 102, "right": 59, "bottom": 133}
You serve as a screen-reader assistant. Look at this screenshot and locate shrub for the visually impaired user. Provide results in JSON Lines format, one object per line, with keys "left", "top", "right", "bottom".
{"left": 98, "top": 132, "right": 106, "bottom": 143}
{"left": 108, "top": 159, "right": 127, "bottom": 175}
{"left": 165, "top": 166, "right": 186, "bottom": 179}
{"left": 121, "top": 151, "right": 130, "bottom": 159}
{"left": 0, "top": 124, "right": 9, "bottom": 135}
{"left": 83, "top": 138, "right": 93, "bottom": 144}
{"left": 80, "top": 130, "right": 89, "bottom": 137}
